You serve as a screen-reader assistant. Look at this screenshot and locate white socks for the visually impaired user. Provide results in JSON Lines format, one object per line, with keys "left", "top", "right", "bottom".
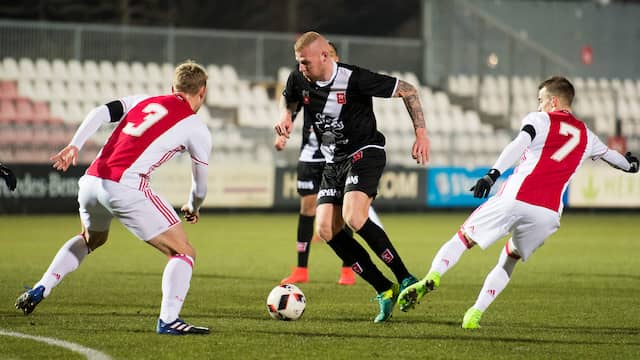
{"left": 35, "top": 235, "right": 88, "bottom": 297}
{"left": 429, "top": 231, "right": 469, "bottom": 276}
{"left": 159, "top": 254, "right": 194, "bottom": 323}
{"left": 472, "top": 248, "right": 518, "bottom": 312}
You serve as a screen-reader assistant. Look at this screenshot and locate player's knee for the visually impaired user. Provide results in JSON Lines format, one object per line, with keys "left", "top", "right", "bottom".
{"left": 85, "top": 231, "right": 108, "bottom": 251}
{"left": 315, "top": 223, "right": 333, "bottom": 242}
{"left": 343, "top": 214, "right": 366, "bottom": 232}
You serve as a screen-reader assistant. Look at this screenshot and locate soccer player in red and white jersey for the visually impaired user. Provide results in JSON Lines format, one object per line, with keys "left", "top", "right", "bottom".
{"left": 397, "top": 76, "right": 639, "bottom": 329}
{"left": 15, "top": 61, "right": 213, "bottom": 335}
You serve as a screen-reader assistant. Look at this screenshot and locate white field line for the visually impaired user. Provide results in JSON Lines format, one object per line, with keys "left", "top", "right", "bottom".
{"left": 0, "top": 329, "right": 113, "bottom": 360}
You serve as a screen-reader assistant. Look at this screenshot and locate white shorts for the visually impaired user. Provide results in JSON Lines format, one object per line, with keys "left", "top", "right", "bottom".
{"left": 77, "top": 175, "right": 180, "bottom": 241}
{"left": 461, "top": 196, "right": 560, "bottom": 261}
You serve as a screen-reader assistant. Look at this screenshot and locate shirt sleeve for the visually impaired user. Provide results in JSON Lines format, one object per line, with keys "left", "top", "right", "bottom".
{"left": 587, "top": 129, "right": 632, "bottom": 171}
{"left": 491, "top": 131, "right": 532, "bottom": 174}
{"left": 354, "top": 66, "right": 398, "bottom": 98}
{"left": 282, "top": 71, "right": 302, "bottom": 105}
{"left": 186, "top": 118, "right": 212, "bottom": 211}
{"left": 69, "top": 95, "right": 150, "bottom": 149}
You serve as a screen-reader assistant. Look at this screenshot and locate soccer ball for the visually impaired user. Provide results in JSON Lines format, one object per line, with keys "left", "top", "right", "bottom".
{"left": 266, "top": 284, "right": 306, "bottom": 321}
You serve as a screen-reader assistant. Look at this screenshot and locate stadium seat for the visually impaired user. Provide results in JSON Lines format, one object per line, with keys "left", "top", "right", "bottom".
{"left": 49, "top": 80, "right": 69, "bottom": 101}
{"left": 51, "top": 59, "right": 70, "bottom": 80}
{"left": 18, "top": 58, "right": 36, "bottom": 80}
{"left": 17, "top": 79, "right": 35, "bottom": 99}
{"left": 206, "top": 64, "right": 221, "bottom": 84}
{"left": 67, "top": 59, "right": 85, "bottom": 81}
{"left": 115, "top": 61, "right": 132, "bottom": 82}
{"left": 220, "top": 64, "right": 239, "bottom": 84}
{"left": 32, "top": 79, "right": 52, "bottom": 101}
{"left": 130, "top": 61, "right": 147, "bottom": 82}
{"left": 14, "top": 98, "right": 35, "bottom": 124}
{"left": 2, "top": 57, "right": 19, "bottom": 80}
{"left": 146, "top": 62, "right": 163, "bottom": 85}
{"left": 35, "top": 58, "right": 53, "bottom": 80}
{"left": 0, "top": 99, "right": 17, "bottom": 123}
{"left": 32, "top": 101, "right": 52, "bottom": 124}
{"left": 0, "top": 80, "right": 18, "bottom": 100}
{"left": 83, "top": 60, "right": 101, "bottom": 82}
{"left": 99, "top": 60, "right": 116, "bottom": 82}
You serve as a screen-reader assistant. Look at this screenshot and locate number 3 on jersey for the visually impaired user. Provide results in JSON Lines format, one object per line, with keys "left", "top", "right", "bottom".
{"left": 551, "top": 122, "right": 581, "bottom": 162}
{"left": 122, "top": 103, "right": 168, "bottom": 137}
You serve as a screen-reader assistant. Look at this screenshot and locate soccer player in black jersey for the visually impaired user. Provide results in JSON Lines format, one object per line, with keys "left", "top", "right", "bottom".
{"left": 275, "top": 31, "right": 431, "bottom": 322}
{"left": 275, "top": 42, "right": 384, "bottom": 287}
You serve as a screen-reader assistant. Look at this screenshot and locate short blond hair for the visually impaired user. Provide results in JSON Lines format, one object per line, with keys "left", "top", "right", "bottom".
{"left": 173, "top": 60, "right": 207, "bottom": 95}
{"left": 294, "top": 31, "right": 324, "bottom": 52}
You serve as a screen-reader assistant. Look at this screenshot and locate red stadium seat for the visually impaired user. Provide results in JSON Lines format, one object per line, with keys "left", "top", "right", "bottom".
{"left": 0, "top": 98, "right": 17, "bottom": 123}
{"left": 0, "top": 81, "right": 18, "bottom": 100}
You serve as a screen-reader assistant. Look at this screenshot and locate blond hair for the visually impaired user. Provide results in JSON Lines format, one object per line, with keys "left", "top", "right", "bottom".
{"left": 294, "top": 31, "right": 324, "bottom": 52}
{"left": 173, "top": 60, "right": 207, "bottom": 95}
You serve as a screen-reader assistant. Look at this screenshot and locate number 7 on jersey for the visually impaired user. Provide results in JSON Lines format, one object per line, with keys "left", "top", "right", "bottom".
{"left": 551, "top": 122, "right": 581, "bottom": 162}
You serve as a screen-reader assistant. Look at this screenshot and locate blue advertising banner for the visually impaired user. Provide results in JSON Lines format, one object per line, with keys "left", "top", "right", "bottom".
{"left": 427, "top": 167, "right": 513, "bottom": 208}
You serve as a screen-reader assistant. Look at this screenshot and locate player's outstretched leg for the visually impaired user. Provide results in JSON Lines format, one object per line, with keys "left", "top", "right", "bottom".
{"left": 462, "top": 307, "right": 483, "bottom": 329}
{"left": 15, "top": 285, "right": 45, "bottom": 315}
{"left": 157, "top": 318, "right": 210, "bottom": 335}
{"left": 397, "top": 271, "right": 440, "bottom": 312}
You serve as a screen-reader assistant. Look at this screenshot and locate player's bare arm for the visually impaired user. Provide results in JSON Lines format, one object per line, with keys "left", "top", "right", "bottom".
{"left": 274, "top": 101, "right": 299, "bottom": 138}
{"left": 394, "top": 80, "right": 430, "bottom": 165}
{"left": 51, "top": 145, "right": 79, "bottom": 172}
{"left": 274, "top": 135, "right": 288, "bottom": 151}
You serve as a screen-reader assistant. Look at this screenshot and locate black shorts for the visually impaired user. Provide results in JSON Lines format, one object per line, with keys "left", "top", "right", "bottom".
{"left": 297, "top": 161, "right": 325, "bottom": 196}
{"left": 317, "top": 147, "right": 386, "bottom": 205}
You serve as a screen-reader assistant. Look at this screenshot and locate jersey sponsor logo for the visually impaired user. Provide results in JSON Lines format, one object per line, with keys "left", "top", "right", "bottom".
{"left": 297, "top": 180, "right": 314, "bottom": 190}
{"left": 352, "top": 150, "right": 363, "bottom": 163}
{"left": 351, "top": 262, "right": 363, "bottom": 274}
{"left": 302, "top": 90, "right": 310, "bottom": 104}
{"left": 336, "top": 92, "right": 346, "bottom": 104}
{"left": 345, "top": 175, "right": 359, "bottom": 185}
{"left": 380, "top": 248, "right": 394, "bottom": 263}
{"left": 318, "top": 188, "right": 338, "bottom": 198}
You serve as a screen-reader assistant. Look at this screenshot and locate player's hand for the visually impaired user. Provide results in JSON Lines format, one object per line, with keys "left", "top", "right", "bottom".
{"left": 274, "top": 135, "right": 287, "bottom": 151}
{"left": 624, "top": 152, "right": 639, "bottom": 173}
{"left": 411, "top": 128, "right": 430, "bottom": 165}
{"left": 274, "top": 118, "right": 293, "bottom": 139}
{"left": 470, "top": 169, "right": 501, "bottom": 198}
{"left": 180, "top": 204, "right": 200, "bottom": 224}
{"left": 50, "top": 145, "right": 79, "bottom": 172}
{"left": 0, "top": 163, "right": 17, "bottom": 191}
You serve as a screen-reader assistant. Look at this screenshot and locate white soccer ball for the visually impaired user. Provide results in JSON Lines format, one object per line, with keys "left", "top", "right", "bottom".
{"left": 266, "top": 284, "right": 306, "bottom": 321}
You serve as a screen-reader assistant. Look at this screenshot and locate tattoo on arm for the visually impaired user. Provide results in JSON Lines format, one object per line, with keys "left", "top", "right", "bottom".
{"left": 395, "top": 80, "right": 425, "bottom": 129}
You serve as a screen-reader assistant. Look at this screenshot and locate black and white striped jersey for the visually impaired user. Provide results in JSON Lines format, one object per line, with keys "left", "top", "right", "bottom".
{"left": 283, "top": 62, "right": 398, "bottom": 163}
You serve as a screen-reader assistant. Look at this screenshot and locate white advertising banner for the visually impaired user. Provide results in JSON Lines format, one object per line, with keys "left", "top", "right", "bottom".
{"left": 569, "top": 161, "right": 640, "bottom": 208}
{"left": 151, "top": 157, "right": 274, "bottom": 208}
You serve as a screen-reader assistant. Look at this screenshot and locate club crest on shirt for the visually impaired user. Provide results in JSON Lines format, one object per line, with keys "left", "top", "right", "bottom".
{"left": 336, "top": 92, "right": 346, "bottom": 104}
{"left": 302, "top": 90, "right": 310, "bottom": 104}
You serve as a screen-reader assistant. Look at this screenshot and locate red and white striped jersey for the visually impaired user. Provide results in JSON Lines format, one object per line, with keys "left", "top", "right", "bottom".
{"left": 499, "top": 110, "right": 608, "bottom": 213}
{"left": 86, "top": 94, "right": 211, "bottom": 191}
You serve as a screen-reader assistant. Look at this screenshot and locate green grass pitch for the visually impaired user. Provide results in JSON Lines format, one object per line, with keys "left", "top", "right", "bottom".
{"left": 1, "top": 212, "right": 639, "bottom": 359}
